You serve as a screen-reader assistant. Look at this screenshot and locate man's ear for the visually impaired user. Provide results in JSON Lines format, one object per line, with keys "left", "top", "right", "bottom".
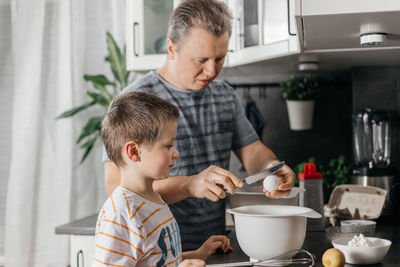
{"left": 125, "top": 141, "right": 140, "bottom": 162}
{"left": 166, "top": 38, "right": 176, "bottom": 60}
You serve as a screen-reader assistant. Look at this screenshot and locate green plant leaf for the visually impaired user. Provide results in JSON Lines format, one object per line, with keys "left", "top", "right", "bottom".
{"left": 84, "top": 74, "right": 115, "bottom": 102}
{"left": 84, "top": 74, "right": 115, "bottom": 87}
{"left": 56, "top": 32, "right": 135, "bottom": 165}
{"left": 85, "top": 90, "right": 111, "bottom": 107}
{"left": 322, "top": 154, "right": 351, "bottom": 190}
{"left": 281, "top": 75, "right": 319, "bottom": 101}
{"left": 105, "top": 32, "right": 127, "bottom": 89}
{"left": 121, "top": 47, "right": 128, "bottom": 85}
{"left": 56, "top": 101, "right": 96, "bottom": 119}
{"left": 79, "top": 132, "right": 100, "bottom": 164}
{"left": 77, "top": 116, "right": 103, "bottom": 144}
{"left": 337, "top": 154, "right": 346, "bottom": 165}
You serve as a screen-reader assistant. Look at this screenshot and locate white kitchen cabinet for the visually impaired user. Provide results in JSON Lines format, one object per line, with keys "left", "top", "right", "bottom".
{"left": 126, "top": 0, "right": 179, "bottom": 71}
{"left": 70, "top": 235, "right": 95, "bottom": 267}
{"left": 126, "top": 0, "right": 300, "bottom": 71}
{"left": 227, "top": 0, "right": 299, "bottom": 67}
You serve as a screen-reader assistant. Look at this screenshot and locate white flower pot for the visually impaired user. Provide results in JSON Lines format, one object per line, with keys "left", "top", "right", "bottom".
{"left": 286, "top": 100, "right": 315, "bottom": 130}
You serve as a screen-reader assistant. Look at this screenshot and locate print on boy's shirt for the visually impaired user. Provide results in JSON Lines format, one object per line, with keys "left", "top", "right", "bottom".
{"left": 156, "top": 222, "right": 182, "bottom": 267}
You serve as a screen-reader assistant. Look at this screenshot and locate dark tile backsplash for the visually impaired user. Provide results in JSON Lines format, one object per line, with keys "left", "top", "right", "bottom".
{"left": 227, "top": 71, "right": 353, "bottom": 177}
{"left": 226, "top": 66, "right": 400, "bottom": 178}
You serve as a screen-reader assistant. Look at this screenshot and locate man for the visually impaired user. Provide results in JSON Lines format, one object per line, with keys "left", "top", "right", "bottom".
{"left": 104, "top": 0, "right": 295, "bottom": 251}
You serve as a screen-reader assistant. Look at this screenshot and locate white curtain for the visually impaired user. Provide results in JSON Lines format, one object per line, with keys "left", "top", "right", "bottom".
{"left": 3, "top": 0, "right": 125, "bottom": 266}
{"left": 0, "top": 1, "right": 13, "bottom": 265}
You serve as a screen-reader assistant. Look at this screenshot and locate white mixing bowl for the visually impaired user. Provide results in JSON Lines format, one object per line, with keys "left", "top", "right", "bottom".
{"left": 227, "top": 205, "right": 321, "bottom": 261}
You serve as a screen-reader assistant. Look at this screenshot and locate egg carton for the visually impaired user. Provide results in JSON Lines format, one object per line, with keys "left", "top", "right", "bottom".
{"left": 324, "top": 184, "right": 387, "bottom": 225}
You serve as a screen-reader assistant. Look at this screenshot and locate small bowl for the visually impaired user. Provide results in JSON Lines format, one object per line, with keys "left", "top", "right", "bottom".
{"left": 332, "top": 236, "right": 391, "bottom": 264}
{"left": 325, "top": 224, "right": 376, "bottom": 241}
{"left": 340, "top": 219, "right": 376, "bottom": 227}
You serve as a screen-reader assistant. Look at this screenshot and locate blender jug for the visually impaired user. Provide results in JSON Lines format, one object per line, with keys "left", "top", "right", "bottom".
{"left": 371, "top": 112, "right": 391, "bottom": 168}
{"left": 352, "top": 108, "right": 373, "bottom": 166}
{"left": 352, "top": 109, "right": 397, "bottom": 216}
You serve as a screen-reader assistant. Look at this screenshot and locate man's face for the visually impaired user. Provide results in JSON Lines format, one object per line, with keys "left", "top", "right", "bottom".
{"left": 168, "top": 27, "right": 230, "bottom": 90}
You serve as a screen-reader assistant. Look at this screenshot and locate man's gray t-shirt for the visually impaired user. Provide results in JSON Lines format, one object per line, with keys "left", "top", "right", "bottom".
{"left": 103, "top": 71, "right": 259, "bottom": 251}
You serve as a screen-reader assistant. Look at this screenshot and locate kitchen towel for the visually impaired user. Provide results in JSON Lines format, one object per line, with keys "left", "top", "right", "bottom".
{"left": 243, "top": 98, "right": 266, "bottom": 138}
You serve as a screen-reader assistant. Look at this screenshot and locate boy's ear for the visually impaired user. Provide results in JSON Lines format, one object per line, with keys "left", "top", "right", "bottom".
{"left": 125, "top": 141, "right": 140, "bottom": 162}
{"left": 166, "top": 38, "right": 176, "bottom": 60}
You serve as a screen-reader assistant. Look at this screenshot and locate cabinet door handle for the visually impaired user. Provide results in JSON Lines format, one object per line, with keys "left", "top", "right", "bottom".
{"left": 133, "top": 22, "right": 139, "bottom": 57}
{"left": 287, "top": 0, "right": 296, "bottom": 36}
{"left": 237, "top": 17, "right": 244, "bottom": 49}
{"left": 77, "top": 249, "right": 84, "bottom": 267}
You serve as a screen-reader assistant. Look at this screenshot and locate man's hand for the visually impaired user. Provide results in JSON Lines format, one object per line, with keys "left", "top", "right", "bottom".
{"left": 263, "top": 161, "right": 295, "bottom": 198}
{"left": 178, "top": 259, "right": 206, "bottom": 266}
{"left": 196, "top": 235, "right": 232, "bottom": 261}
{"left": 188, "top": 165, "right": 243, "bottom": 202}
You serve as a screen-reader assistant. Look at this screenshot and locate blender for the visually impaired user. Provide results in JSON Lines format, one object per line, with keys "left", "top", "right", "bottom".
{"left": 351, "top": 108, "right": 397, "bottom": 215}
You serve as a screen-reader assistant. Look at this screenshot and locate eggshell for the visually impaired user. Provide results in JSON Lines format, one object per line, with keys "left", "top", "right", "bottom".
{"left": 263, "top": 175, "right": 280, "bottom": 192}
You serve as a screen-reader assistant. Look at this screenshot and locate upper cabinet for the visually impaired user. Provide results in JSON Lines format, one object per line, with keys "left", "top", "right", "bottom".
{"left": 227, "top": 0, "right": 299, "bottom": 67}
{"left": 126, "top": 0, "right": 300, "bottom": 71}
{"left": 126, "top": 0, "right": 178, "bottom": 71}
{"left": 126, "top": 0, "right": 400, "bottom": 72}
{"left": 295, "top": 0, "right": 400, "bottom": 52}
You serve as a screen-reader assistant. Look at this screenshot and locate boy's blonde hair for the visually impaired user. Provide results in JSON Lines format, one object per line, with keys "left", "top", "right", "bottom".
{"left": 101, "top": 91, "right": 180, "bottom": 167}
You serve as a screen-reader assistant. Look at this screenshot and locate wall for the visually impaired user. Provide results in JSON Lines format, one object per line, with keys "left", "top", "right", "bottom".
{"left": 219, "top": 67, "right": 353, "bottom": 178}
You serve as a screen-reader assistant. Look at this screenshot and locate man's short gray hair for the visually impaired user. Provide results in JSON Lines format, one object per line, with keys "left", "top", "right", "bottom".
{"left": 167, "top": 0, "right": 232, "bottom": 49}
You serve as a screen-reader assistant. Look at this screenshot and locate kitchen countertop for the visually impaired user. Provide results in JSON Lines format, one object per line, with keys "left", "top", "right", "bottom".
{"left": 55, "top": 215, "right": 400, "bottom": 266}
{"left": 55, "top": 214, "right": 97, "bottom": 235}
{"left": 209, "top": 216, "right": 400, "bottom": 267}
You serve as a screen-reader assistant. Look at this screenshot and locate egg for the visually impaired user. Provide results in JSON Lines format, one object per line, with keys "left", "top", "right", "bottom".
{"left": 263, "top": 175, "right": 280, "bottom": 192}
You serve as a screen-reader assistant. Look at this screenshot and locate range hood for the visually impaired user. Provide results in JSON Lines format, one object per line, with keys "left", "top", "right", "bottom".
{"left": 294, "top": 0, "right": 400, "bottom": 69}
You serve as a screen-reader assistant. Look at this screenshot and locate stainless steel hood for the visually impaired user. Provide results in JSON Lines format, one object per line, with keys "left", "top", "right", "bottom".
{"left": 294, "top": 0, "right": 400, "bottom": 69}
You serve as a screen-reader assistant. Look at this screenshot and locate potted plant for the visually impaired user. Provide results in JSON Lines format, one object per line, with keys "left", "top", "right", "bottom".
{"left": 56, "top": 32, "right": 135, "bottom": 163}
{"left": 281, "top": 75, "right": 319, "bottom": 130}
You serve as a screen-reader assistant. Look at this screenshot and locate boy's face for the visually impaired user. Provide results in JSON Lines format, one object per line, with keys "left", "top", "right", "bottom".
{"left": 139, "top": 121, "right": 179, "bottom": 179}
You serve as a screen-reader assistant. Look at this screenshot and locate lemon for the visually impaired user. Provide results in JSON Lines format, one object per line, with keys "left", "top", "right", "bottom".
{"left": 322, "top": 248, "right": 345, "bottom": 267}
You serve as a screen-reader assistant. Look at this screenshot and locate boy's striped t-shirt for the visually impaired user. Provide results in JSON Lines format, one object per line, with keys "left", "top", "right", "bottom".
{"left": 93, "top": 186, "right": 183, "bottom": 267}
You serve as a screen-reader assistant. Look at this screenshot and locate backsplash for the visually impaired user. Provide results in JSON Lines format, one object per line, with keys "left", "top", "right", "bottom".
{"left": 221, "top": 71, "right": 353, "bottom": 178}
{"left": 221, "top": 66, "right": 399, "bottom": 179}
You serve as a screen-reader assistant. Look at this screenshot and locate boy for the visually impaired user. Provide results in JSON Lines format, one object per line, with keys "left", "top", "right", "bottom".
{"left": 94, "top": 91, "right": 231, "bottom": 267}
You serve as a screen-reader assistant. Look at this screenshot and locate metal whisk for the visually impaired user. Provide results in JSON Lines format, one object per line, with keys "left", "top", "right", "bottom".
{"left": 207, "top": 249, "right": 316, "bottom": 267}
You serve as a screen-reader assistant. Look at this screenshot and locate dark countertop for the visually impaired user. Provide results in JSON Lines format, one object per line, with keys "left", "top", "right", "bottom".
{"left": 55, "top": 214, "right": 399, "bottom": 266}
{"left": 208, "top": 216, "right": 400, "bottom": 267}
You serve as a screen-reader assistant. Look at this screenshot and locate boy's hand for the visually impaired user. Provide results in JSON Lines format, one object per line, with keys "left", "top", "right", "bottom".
{"left": 179, "top": 259, "right": 206, "bottom": 266}
{"left": 196, "top": 235, "right": 232, "bottom": 260}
